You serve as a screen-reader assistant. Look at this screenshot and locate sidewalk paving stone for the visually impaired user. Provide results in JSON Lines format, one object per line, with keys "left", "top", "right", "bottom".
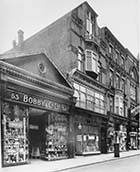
{"left": 1, "top": 150, "right": 140, "bottom": 172}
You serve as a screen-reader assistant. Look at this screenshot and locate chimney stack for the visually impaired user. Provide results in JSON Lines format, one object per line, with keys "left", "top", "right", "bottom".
{"left": 12, "top": 40, "right": 17, "bottom": 48}
{"left": 18, "top": 29, "right": 24, "bottom": 47}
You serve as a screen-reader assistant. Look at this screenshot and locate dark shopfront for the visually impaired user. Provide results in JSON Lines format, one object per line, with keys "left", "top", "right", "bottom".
{"left": 74, "top": 108, "right": 108, "bottom": 155}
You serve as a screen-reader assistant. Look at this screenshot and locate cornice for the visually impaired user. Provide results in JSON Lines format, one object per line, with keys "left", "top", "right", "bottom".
{"left": 71, "top": 69, "right": 108, "bottom": 92}
{"left": 0, "top": 61, "right": 73, "bottom": 96}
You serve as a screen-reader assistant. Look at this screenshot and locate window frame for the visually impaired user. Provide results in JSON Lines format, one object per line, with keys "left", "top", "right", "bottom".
{"left": 78, "top": 48, "right": 84, "bottom": 72}
{"left": 85, "top": 49, "right": 98, "bottom": 74}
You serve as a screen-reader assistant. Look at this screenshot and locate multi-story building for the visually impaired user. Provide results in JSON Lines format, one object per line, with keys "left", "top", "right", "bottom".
{"left": 7, "top": 1, "right": 109, "bottom": 155}
{"left": 1, "top": 1, "right": 139, "bottom": 167}
{"left": 100, "top": 27, "right": 139, "bottom": 152}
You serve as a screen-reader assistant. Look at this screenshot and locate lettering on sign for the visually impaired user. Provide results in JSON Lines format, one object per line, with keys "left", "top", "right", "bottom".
{"left": 6, "top": 90, "right": 69, "bottom": 113}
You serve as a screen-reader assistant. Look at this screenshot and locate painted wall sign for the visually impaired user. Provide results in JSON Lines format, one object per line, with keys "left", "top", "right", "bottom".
{"left": 5, "top": 90, "right": 69, "bottom": 113}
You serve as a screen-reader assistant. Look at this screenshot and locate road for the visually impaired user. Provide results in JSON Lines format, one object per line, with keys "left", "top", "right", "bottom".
{"left": 61, "top": 155, "right": 140, "bottom": 172}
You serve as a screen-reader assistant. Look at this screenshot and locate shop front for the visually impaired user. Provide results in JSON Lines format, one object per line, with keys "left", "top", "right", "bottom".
{"left": 119, "top": 124, "right": 127, "bottom": 151}
{"left": 1, "top": 88, "right": 72, "bottom": 167}
{"left": 0, "top": 59, "right": 74, "bottom": 168}
{"left": 129, "top": 121, "right": 138, "bottom": 150}
{"left": 107, "top": 116, "right": 115, "bottom": 153}
{"left": 107, "top": 114, "right": 128, "bottom": 153}
{"left": 74, "top": 109, "right": 107, "bottom": 155}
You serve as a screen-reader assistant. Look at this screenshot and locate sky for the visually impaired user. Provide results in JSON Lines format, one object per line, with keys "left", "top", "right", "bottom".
{"left": 0, "top": 0, "right": 139, "bottom": 57}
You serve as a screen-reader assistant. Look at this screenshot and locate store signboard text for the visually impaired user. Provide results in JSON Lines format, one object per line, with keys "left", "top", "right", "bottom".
{"left": 6, "top": 90, "right": 69, "bottom": 113}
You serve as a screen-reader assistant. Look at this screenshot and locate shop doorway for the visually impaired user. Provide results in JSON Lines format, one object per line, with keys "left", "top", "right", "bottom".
{"left": 100, "top": 127, "right": 107, "bottom": 153}
{"left": 29, "top": 108, "right": 46, "bottom": 159}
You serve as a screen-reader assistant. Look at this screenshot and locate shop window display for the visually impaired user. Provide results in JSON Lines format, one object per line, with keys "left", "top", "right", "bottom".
{"left": 107, "top": 126, "right": 115, "bottom": 152}
{"left": 76, "top": 124, "right": 100, "bottom": 155}
{"left": 119, "top": 132, "right": 127, "bottom": 151}
{"left": 2, "top": 102, "right": 29, "bottom": 166}
{"left": 42, "top": 112, "right": 68, "bottom": 160}
{"left": 119, "top": 125, "right": 127, "bottom": 151}
{"left": 130, "top": 132, "right": 138, "bottom": 150}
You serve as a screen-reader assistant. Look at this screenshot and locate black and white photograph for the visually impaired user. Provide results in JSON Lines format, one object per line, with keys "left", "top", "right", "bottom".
{"left": 0, "top": 0, "right": 139, "bottom": 172}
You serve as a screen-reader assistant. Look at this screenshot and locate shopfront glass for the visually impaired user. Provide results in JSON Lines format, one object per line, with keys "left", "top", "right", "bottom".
{"left": 107, "top": 126, "right": 115, "bottom": 152}
{"left": 119, "top": 125, "right": 127, "bottom": 151}
{"left": 2, "top": 102, "right": 29, "bottom": 167}
{"left": 130, "top": 132, "right": 138, "bottom": 150}
{"left": 76, "top": 124, "right": 100, "bottom": 154}
{"left": 29, "top": 109, "right": 68, "bottom": 160}
{"left": 43, "top": 112, "right": 68, "bottom": 160}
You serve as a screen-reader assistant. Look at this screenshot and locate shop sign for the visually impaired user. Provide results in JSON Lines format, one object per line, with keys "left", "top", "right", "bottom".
{"left": 6, "top": 90, "right": 69, "bottom": 113}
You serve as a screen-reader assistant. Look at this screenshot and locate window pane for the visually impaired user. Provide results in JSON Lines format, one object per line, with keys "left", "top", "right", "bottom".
{"left": 80, "top": 85, "right": 86, "bottom": 93}
{"left": 74, "top": 83, "right": 79, "bottom": 90}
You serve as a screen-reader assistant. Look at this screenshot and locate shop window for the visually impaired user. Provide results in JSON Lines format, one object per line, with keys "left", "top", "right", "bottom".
{"left": 2, "top": 102, "right": 29, "bottom": 166}
{"left": 75, "top": 124, "right": 100, "bottom": 154}
{"left": 43, "top": 112, "right": 68, "bottom": 160}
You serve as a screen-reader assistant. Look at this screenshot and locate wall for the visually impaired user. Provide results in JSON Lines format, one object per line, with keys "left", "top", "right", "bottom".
{"left": 18, "top": 13, "right": 72, "bottom": 78}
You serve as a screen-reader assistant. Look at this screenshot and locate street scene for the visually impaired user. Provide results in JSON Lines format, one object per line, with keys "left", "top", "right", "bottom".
{"left": 0, "top": 0, "right": 139, "bottom": 171}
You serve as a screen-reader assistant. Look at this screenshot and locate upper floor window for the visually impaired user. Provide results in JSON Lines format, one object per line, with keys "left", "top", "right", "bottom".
{"left": 86, "top": 11, "right": 93, "bottom": 36}
{"left": 97, "top": 62, "right": 102, "bottom": 82}
{"left": 109, "top": 43, "right": 113, "bottom": 54}
{"left": 109, "top": 69, "right": 114, "bottom": 87}
{"left": 85, "top": 50, "right": 98, "bottom": 74}
{"left": 115, "top": 75, "right": 120, "bottom": 89}
{"left": 130, "top": 70, "right": 136, "bottom": 80}
{"left": 120, "top": 78, "right": 125, "bottom": 91}
{"left": 130, "top": 83, "right": 136, "bottom": 100}
{"left": 120, "top": 55, "right": 125, "bottom": 67}
{"left": 115, "top": 95, "right": 124, "bottom": 116}
{"left": 115, "top": 96, "right": 119, "bottom": 114}
{"left": 78, "top": 48, "right": 84, "bottom": 72}
{"left": 73, "top": 82, "right": 106, "bottom": 114}
{"left": 114, "top": 50, "right": 119, "bottom": 63}
{"left": 109, "top": 96, "right": 114, "bottom": 113}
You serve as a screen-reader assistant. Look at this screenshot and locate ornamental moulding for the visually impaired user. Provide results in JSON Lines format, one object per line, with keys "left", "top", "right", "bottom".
{"left": 0, "top": 61, "right": 73, "bottom": 96}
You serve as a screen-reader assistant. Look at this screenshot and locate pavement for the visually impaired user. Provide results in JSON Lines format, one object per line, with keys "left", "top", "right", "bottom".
{"left": 1, "top": 150, "right": 140, "bottom": 172}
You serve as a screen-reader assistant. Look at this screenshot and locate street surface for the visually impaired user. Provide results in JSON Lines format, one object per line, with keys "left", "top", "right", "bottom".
{"left": 61, "top": 155, "right": 140, "bottom": 172}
